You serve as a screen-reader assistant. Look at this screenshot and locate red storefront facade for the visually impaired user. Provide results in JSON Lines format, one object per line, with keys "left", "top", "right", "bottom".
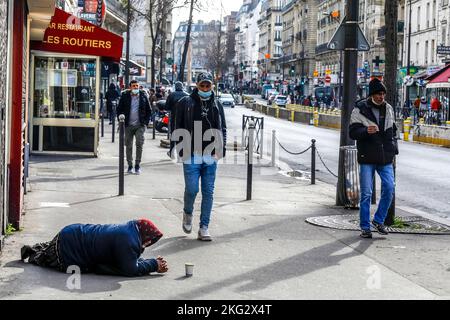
{"left": 1, "top": 1, "right": 123, "bottom": 246}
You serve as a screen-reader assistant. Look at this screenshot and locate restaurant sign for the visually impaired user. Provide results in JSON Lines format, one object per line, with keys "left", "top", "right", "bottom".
{"left": 36, "top": 8, "right": 123, "bottom": 61}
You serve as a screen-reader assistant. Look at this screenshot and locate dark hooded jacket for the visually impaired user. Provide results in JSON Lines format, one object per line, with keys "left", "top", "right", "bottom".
{"left": 349, "top": 98, "right": 399, "bottom": 165}
{"left": 58, "top": 220, "right": 162, "bottom": 277}
{"left": 166, "top": 82, "right": 189, "bottom": 113}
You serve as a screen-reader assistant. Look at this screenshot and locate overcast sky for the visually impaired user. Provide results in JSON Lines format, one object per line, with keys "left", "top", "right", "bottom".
{"left": 172, "top": 0, "right": 243, "bottom": 34}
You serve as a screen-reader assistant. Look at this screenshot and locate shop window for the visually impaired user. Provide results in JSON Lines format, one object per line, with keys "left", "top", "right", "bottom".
{"left": 33, "top": 56, "right": 97, "bottom": 120}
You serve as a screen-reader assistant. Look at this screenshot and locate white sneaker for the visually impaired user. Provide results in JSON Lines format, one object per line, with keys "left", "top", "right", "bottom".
{"left": 198, "top": 227, "right": 212, "bottom": 241}
{"left": 182, "top": 213, "right": 193, "bottom": 234}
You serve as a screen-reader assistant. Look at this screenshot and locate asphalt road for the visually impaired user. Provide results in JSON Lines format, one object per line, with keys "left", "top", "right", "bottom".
{"left": 224, "top": 100, "right": 450, "bottom": 222}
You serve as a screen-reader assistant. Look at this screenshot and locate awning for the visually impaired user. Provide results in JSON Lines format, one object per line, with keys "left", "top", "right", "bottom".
{"left": 120, "top": 58, "right": 146, "bottom": 76}
{"left": 31, "top": 8, "right": 123, "bottom": 61}
{"left": 426, "top": 64, "right": 450, "bottom": 89}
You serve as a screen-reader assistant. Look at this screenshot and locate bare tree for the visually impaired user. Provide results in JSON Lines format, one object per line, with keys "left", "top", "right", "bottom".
{"left": 204, "top": 25, "right": 230, "bottom": 82}
{"left": 384, "top": 0, "right": 399, "bottom": 226}
{"left": 132, "top": 0, "right": 181, "bottom": 87}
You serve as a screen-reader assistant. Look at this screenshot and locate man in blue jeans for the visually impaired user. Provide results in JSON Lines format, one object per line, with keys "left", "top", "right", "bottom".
{"left": 173, "top": 72, "right": 227, "bottom": 241}
{"left": 349, "top": 78, "right": 399, "bottom": 239}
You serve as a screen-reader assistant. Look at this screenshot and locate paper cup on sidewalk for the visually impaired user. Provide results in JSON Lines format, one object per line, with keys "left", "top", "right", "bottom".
{"left": 185, "top": 263, "right": 194, "bottom": 277}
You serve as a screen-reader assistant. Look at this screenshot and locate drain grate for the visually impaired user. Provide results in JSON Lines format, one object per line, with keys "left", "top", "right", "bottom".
{"left": 306, "top": 214, "right": 450, "bottom": 235}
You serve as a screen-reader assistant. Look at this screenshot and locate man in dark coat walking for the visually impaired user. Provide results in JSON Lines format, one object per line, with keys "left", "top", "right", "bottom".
{"left": 349, "top": 78, "right": 399, "bottom": 239}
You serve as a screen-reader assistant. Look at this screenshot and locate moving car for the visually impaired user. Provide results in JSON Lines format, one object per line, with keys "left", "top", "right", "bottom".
{"left": 274, "top": 95, "right": 288, "bottom": 107}
{"left": 265, "top": 89, "right": 278, "bottom": 100}
{"left": 218, "top": 93, "right": 235, "bottom": 108}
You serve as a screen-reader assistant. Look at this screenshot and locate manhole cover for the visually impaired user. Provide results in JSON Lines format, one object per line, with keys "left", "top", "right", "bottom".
{"left": 306, "top": 214, "right": 450, "bottom": 235}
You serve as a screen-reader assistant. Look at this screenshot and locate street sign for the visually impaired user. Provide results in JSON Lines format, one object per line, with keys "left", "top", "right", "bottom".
{"left": 325, "top": 70, "right": 332, "bottom": 75}
{"left": 327, "top": 16, "right": 370, "bottom": 51}
{"left": 325, "top": 75, "right": 332, "bottom": 84}
{"left": 313, "top": 70, "right": 319, "bottom": 77}
{"left": 437, "top": 46, "right": 450, "bottom": 55}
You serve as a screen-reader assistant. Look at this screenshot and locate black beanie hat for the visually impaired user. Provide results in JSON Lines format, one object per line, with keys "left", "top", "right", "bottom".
{"left": 369, "top": 78, "right": 387, "bottom": 96}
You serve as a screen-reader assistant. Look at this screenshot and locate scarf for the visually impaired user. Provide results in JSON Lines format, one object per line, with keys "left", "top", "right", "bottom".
{"left": 136, "top": 219, "right": 163, "bottom": 248}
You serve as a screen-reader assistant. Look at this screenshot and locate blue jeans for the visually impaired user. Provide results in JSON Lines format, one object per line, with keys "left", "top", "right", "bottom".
{"left": 359, "top": 164, "right": 395, "bottom": 231}
{"left": 183, "top": 155, "right": 218, "bottom": 228}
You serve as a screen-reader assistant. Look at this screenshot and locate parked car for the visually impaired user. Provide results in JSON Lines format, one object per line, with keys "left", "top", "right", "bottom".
{"left": 274, "top": 95, "right": 288, "bottom": 107}
{"left": 267, "top": 91, "right": 279, "bottom": 105}
{"left": 218, "top": 93, "right": 235, "bottom": 108}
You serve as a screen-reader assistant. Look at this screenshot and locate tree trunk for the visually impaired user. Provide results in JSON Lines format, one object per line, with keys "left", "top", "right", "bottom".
{"left": 160, "top": 17, "right": 166, "bottom": 84}
{"left": 384, "top": 0, "right": 399, "bottom": 226}
{"left": 178, "top": 0, "right": 195, "bottom": 82}
{"left": 385, "top": 0, "right": 398, "bottom": 109}
{"left": 151, "top": 44, "right": 157, "bottom": 88}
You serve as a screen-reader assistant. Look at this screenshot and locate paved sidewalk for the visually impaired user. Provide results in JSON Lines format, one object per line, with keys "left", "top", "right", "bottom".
{"left": 1, "top": 119, "right": 450, "bottom": 300}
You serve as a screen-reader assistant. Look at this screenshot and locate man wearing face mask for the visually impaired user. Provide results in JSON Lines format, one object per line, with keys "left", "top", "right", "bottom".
{"left": 117, "top": 80, "right": 152, "bottom": 175}
{"left": 173, "top": 72, "right": 227, "bottom": 241}
{"left": 350, "top": 78, "right": 399, "bottom": 239}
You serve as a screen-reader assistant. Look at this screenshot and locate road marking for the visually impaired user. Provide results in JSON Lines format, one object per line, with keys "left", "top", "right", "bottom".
{"left": 397, "top": 206, "right": 450, "bottom": 227}
{"left": 40, "top": 202, "right": 70, "bottom": 208}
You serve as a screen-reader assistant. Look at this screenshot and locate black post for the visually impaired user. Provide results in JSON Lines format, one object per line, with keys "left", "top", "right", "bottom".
{"left": 336, "top": 0, "right": 358, "bottom": 206}
{"left": 338, "top": 50, "right": 343, "bottom": 108}
{"left": 112, "top": 107, "right": 116, "bottom": 143}
{"left": 311, "top": 139, "right": 316, "bottom": 185}
{"left": 119, "top": 115, "right": 125, "bottom": 196}
{"left": 152, "top": 113, "right": 156, "bottom": 140}
{"left": 101, "top": 112, "right": 104, "bottom": 138}
{"left": 247, "top": 121, "right": 255, "bottom": 201}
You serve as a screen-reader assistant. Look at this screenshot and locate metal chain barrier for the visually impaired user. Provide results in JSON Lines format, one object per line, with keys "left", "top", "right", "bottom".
{"left": 275, "top": 136, "right": 312, "bottom": 156}
{"left": 316, "top": 148, "right": 338, "bottom": 178}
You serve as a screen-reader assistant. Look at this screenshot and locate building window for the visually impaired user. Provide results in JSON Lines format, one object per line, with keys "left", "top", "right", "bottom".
{"left": 416, "top": 42, "right": 420, "bottom": 64}
{"left": 418, "top": 6, "right": 421, "bottom": 31}
{"left": 425, "top": 40, "right": 429, "bottom": 64}
{"left": 433, "top": 0, "right": 436, "bottom": 27}
{"left": 443, "top": 27, "right": 447, "bottom": 46}
{"left": 431, "top": 39, "right": 435, "bottom": 63}
{"left": 426, "top": 2, "right": 430, "bottom": 29}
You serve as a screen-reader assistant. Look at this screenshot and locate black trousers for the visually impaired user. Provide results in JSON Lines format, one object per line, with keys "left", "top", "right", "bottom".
{"left": 22, "top": 234, "right": 64, "bottom": 271}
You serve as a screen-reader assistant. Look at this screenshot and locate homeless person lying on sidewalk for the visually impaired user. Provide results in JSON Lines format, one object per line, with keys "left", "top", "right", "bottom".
{"left": 20, "top": 219, "right": 169, "bottom": 277}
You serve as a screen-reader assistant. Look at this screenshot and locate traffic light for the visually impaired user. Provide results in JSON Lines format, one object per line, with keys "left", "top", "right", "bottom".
{"left": 172, "top": 64, "right": 177, "bottom": 72}
{"left": 290, "top": 66, "right": 295, "bottom": 75}
{"left": 240, "top": 62, "right": 245, "bottom": 70}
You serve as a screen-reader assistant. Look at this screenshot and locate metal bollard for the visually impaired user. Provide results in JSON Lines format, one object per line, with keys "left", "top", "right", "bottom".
{"left": 311, "top": 139, "right": 316, "bottom": 185}
{"left": 119, "top": 114, "right": 125, "bottom": 196}
{"left": 260, "top": 117, "right": 264, "bottom": 159}
{"left": 152, "top": 113, "right": 156, "bottom": 140}
{"left": 247, "top": 121, "right": 255, "bottom": 201}
{"left": 271, "top": 130, "right": 276, "bottom": 167}
{"left": 404, "top": 118, "right": 411, "bottom": 141}
{"left": 314, "top": 111, "right": 319, "bottom": 127}
{"left": 101, "top": 113, "right": 104, "bottom": 138}
{"left": 112, "top": 111, "right": 116, "bottom": 143}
